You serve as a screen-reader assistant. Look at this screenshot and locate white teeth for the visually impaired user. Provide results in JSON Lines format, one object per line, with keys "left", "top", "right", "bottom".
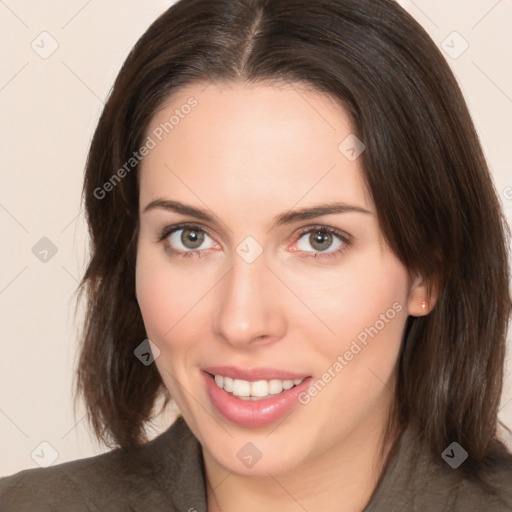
{"left": 251, "top": 380, "right": 269, "bottom": 397}
{"left": 282, "top": 380, "right": 294, "bottom": 390}
{"left": 224, "top": 377, "right": 234, "bottom": 392}
{"left": 212, "top": 374, "right": 305, "bottom": 398}
{"left": 238, "top": 396, "right": 267, "bottom": 401}
{"left": 268, "top": 379, "right": 283, "bottom": 394}
{"left": 232, "top": 379, "right": 251, "bottom": 397}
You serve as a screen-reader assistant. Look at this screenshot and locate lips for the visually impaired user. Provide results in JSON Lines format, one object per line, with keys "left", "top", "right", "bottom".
{"left": 202, "top": 365, "right": 309, "bottom": 381}
{"left": 201, "top": 366, "right": 312, "bottom": 428}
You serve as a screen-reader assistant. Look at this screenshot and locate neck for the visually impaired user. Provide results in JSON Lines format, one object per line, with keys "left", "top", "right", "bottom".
{"left": 203, "top": 400, "right": 400, "bottom": 512}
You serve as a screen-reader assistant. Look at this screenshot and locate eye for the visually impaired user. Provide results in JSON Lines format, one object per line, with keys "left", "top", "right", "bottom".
{"left": 157, "top": 223, "right": 218, "bottom": 258}
{"left": 292, "top": 226, "right": 351, "bottom": 260}
{"left": 156, "top": 223, "right": 351, "bottom": 261}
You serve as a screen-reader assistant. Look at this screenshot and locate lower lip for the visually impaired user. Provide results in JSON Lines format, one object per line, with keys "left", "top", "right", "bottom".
{"left": 202, "top": 371, "right": 312, "bottom": 428}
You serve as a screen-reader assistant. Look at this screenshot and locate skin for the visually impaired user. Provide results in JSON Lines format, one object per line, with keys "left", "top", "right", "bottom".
{"left": 135, "top": 81, "right": 432, "bottom": 512}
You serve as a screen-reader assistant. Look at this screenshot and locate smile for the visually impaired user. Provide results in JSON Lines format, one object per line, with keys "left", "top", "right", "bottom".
{"left": 212, "top": 374, "right": 305, "bottom": 400}
{"left": 202, "top": 366, "right": 312, "bottom": 427}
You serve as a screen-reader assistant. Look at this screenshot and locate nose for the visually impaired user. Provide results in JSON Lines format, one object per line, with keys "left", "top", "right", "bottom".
{"left": 212, "top": 251, "right": 287, "bottom": 349}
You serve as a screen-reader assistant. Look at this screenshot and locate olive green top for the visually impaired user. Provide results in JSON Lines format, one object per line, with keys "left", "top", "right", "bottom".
{"left": 1, "top": 415, "right": 511, "bottom": 511}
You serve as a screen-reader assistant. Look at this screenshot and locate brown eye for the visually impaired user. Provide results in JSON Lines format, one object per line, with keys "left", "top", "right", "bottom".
{"left": 163, "top": 226, "right": 216, "bottom": 253}
{"left": 309, "top": 231, "right": 333, "bottom": 252}
{"left": 296, "top": 228, "right": 344, "bottom": 254}
{"left": 181, "top": 228, "right": 205, "bottom": 249}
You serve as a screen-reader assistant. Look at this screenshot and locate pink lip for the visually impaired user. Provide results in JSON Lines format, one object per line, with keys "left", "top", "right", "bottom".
{"left": 202, "top": 365, "right": 309, "bottom": 381}
{"left": 201, "top": 369, "right": 312, "bottom": 428}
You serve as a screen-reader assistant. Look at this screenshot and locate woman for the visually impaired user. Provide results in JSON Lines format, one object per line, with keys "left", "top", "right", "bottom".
{"left": 1, "top": 0, "right": 511, "bottom": 510}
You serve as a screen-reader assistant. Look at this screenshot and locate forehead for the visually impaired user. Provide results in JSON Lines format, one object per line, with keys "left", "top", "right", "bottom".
{"left": 139, "top": 81, "right": 372, "bottom": 215}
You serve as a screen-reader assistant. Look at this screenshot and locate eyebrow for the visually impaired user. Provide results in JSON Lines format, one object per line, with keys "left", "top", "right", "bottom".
{"left": 142, "top": 199, "right": 372, "bottom": 228}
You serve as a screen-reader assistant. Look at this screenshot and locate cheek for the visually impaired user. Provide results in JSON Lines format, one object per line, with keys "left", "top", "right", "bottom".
{"left": 135, "top": 254, "right": 171, "bottom": 341}
{"left": 135, "top": 247, "right": 200, "bottom": 405}
{"left": 341, "top": 263, "right": 409, "bottom": 341}
{"left": 135, "top": 243, "right": 190, "bottom": 346}
{"left": 292, "top": 249, "right": 410, "bottom": 411}
{"left": 135, "top": 241, "right": 221, "bottom": 359}
{"left": 289, "top": 249, "right": 410, "bottom": 348}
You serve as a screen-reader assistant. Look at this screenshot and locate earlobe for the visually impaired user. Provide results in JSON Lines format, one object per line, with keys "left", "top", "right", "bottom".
{"left": 407, "top": 274, "right": 437, "bottom": 317}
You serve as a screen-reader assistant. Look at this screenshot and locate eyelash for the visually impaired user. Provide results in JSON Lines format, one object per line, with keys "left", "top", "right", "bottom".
{"left": 155, "top": 222, "right": 352, "bottom": 261}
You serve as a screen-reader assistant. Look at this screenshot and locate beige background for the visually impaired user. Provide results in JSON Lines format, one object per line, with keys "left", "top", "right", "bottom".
{"left": 0, "top": 0, "right": 511, "bottom": 476}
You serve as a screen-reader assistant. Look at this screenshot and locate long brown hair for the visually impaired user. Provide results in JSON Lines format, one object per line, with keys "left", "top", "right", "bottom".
{"left": 74, "top": 0, "right": 512, "bottom": 489}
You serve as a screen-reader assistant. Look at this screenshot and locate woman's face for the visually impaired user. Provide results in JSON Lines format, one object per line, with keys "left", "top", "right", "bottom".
{"left": 136, "top": 81, "right": 427, "bottom": 476}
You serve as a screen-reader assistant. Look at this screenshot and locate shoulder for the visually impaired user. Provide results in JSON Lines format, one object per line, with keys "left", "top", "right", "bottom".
{"left": 367, "top": 427, "right": 512, "bottom": 512}
{"left": 0, "top": 447, "right": 132, "bottom": 512}
{"left": 0, "top": 416, "right": 206, "bottom": 512}
{"left": 453, "top": 450, "right": 512, "bottom": 511}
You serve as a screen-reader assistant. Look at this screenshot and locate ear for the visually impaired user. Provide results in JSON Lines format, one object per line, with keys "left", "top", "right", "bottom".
{"left": 407, "top": 273, "right": 438, "bottom": 317}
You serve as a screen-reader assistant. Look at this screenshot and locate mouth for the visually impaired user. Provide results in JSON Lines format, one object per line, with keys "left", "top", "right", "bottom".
{"left": 201, "top": 366, "right": 312, "bottom": 427}
{"left": 206, "top": 372, "right": 305, "bottom": 400}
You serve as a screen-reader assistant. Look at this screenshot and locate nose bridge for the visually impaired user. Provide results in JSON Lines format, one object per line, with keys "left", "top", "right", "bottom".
{"left": 212, "top": 249, "right": 286, "bottom": 347}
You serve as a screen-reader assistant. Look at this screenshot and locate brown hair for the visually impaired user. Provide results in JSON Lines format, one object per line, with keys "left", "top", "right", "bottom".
{"left": 75, "top": 0, "right": 511, "bottom": 489}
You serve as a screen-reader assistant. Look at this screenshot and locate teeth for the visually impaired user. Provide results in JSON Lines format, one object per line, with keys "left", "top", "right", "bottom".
{"left": 212, "top": 374, "right": 305, "bottom": 398}
{"left": 232, "top": 379, "right": 251, "bottom": 397}
{"left": 224, "top": 377, "right": 234, "bottom": 392}
{"left": 268, "top": 379, "right": 283, "bottom": 395}
{"left": 283, "top": 380, "right": 294, "bottom": 390}
{"left": 250, "top": 380, "right": 269, "bottom": 397}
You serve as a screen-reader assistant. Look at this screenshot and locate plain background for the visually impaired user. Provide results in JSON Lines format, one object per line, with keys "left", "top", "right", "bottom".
{"left": 0, "top": 0, "right": 511, "bottom": 476}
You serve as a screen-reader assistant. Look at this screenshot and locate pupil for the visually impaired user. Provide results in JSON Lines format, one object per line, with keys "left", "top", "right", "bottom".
{"left": 310, "top": 231, "right": 332, "bottom": 251}
{"left": 182, "top": 229, "right": 204, "bottom": 249}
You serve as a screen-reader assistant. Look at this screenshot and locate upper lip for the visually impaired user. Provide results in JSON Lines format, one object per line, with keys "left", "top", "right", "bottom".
{"left": 202, "top": 365, "right": 310, "bottom": 381}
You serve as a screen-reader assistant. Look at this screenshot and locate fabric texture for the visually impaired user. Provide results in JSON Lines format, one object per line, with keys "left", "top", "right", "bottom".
{"left": 1, "top": 415, "right": 511, "bottom": 511}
